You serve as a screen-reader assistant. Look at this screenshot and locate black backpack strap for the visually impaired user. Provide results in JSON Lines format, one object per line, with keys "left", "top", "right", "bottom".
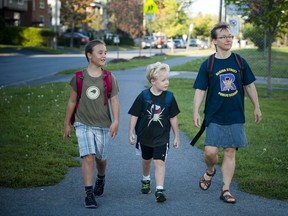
{"left": 207, "top": 53, "right": 216, "bottom": 84}
{"left": 190, "top": 54, "right": 215, "bottom": 146}
{"left": 190, "top": 119, "right": 206, "bottom": 146}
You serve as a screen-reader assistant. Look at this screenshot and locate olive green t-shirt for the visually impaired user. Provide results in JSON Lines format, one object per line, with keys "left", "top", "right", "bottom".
{"left": 70, "top": 69, "right": 119, "bottom": 127}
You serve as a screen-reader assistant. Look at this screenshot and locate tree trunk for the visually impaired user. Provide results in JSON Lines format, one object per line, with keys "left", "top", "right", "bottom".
{"left": 70, "top": 21, "right": 75, "bottom": 48}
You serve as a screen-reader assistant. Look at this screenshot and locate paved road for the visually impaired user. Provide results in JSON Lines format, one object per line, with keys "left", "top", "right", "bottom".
{"left": 0, "top": 54, "right": 288, "bottom": 216}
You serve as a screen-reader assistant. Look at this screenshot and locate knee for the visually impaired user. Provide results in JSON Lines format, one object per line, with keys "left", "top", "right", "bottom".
{"left": 154, "top": 160, "right": 165, "bottom": 168}
{"left": 223, "top": 148, "right": 236, "bottom": 159}
{"left": 83, "top": 154, "right": 95, "bottom": 163}
{"left": 205, "top": 149, "right": 217, "bottom": 159}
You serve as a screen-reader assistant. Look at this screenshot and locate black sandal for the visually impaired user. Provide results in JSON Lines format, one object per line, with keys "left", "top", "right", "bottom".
{"left": 220, "top": 189, "right": 236, "bottom": 204}
{"left": 199, "top": 168, "right": 216, "bottom": 190}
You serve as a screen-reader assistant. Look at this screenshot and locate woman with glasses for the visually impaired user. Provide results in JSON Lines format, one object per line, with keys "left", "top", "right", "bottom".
{"left": 192, "top": 22, "right": 262, "bottom": 204}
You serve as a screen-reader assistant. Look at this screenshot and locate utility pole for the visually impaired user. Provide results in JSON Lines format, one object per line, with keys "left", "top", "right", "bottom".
{"left": 218, "top": 0, "right": 223, "bottom": 22}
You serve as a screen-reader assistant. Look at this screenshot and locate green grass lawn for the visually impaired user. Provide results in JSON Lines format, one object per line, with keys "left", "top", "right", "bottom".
{"left": 171, "top": 47, "right": 288, "bottom": 79}
{"left": 169, "top": 78, "right": 288, "bottom": 200}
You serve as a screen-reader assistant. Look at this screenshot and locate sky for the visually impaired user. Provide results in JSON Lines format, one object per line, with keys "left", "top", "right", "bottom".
{"left": 188, "top": 0, "right": 220, "bottom": 17}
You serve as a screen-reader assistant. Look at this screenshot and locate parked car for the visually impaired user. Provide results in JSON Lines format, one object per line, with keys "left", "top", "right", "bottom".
{"left": 166, "top": 39, "right": 174, "bottom": 48}
{"left": 201, "top": 40, "right": 209, "bottom": 49}
{"left": 173, "top": 39, "right": 186, "bottom": 48}
{"left": 62, "top": 32, "right": 90, "bottom": 45}
{"left": 189, "top": 39, "right": 202, "bottom": 47}
{"left": 141, "top": 36, "right": 156, "bottom": 49}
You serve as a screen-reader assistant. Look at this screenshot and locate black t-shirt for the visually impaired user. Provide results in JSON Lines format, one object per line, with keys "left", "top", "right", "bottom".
{"left": 128, "top": 89, "right": 180, "bottom": 147}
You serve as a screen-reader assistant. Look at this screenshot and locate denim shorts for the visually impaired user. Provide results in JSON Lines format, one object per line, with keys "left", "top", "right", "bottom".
{"left": 204, "top": 123, "right": 248, "bottom": 148}
{"left": 74, "top": 122, "right": 111, "bottom": 159}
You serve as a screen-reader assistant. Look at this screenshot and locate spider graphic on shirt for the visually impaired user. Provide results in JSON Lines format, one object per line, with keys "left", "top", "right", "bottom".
{"left": 147, "top": 104, "right": 165, "bottom": 127}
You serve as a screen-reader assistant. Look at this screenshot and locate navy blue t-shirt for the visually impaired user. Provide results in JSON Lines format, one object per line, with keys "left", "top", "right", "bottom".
{"left": 193, "top": 53, "right": 256, "bottom": 125}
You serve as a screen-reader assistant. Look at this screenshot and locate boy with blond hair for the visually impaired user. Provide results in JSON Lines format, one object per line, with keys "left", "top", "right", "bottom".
{"left": 128, "top": 62, "right": 180, "bottom": 202}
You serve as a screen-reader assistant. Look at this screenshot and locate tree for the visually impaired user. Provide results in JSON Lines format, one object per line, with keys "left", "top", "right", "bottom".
{"left": 152, "top": 0, "right": 189, "bottom": 38}
{"left": 226, "top": 0, "right": 288, "bottom": 95}
{"left": 108, "top": 0, "right": 143, "bottom": 39}
{"left": 189, "top": 13, "right": 218, "bottom": 39}
{"left": 60, "top": 0, "right": 94, "bottom": 47}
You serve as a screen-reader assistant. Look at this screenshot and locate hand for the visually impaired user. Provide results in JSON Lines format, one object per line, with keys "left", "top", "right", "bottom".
{"left": 193, "top": 113, "right": 201, "bottom": 128}
{"left": 173, "top": 137, "right": 180, "bottom": 149}
{"left": 63, "top": 125, "right": 71, "bottom": 141}
{"left": 129, "top": 133, "right": 136, "bottom": 145}
{"left": 254, "top": 108, "right": 262, "bottom": 124}
{"left": 109, "top": 121, "right": 119, "bottom": 139}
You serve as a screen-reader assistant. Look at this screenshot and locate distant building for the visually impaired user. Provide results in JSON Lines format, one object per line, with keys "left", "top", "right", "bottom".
{"left": 0, "top": 0, "right": 49, "bottom": 28}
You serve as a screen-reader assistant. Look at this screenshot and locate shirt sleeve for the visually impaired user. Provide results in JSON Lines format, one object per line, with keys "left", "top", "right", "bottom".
{"left": 242, "top": 58, "right": 256, "bottom": 85}
{"left": 193, "top": 60, "right": 209, "bottom": 90}
{"left": 128, "top": 92, "right": 143, "bottom": 116}
{"left": 69, "top": 75, "right": 77, "bottom": 92}
{"left": 110, "top": 74, "right": 119, "bottom": 97}
{"left": 169, "top": 96, "right": 180, "bottom": 118}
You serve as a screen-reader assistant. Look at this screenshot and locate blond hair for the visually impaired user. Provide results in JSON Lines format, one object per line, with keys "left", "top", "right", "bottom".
{"left": 146, "top": 62, "right": 170, "bottom": 83}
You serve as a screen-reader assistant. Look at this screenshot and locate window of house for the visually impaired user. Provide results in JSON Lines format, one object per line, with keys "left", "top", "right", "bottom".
{"left": 17, "top": 0, "right": 24, "bottom": 5}
{"left": 39, "top": 15, "right": 45, "bottom": 27}
{"left": 40, "top": 0, "right": 45, "bottom": 9}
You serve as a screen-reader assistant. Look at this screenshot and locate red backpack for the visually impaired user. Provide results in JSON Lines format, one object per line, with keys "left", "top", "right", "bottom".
{"left": 70, "top": 69, "right": 113, "bottom": 125}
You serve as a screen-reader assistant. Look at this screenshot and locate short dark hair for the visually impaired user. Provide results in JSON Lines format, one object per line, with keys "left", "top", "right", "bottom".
{"left": 210, "top": 22, "right": 230, "bottom": 39}
{"left": 85, "top": 39, "right": 106, "bottom": 62}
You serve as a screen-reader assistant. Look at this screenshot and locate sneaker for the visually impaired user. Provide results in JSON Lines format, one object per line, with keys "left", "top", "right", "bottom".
{"left": 155, "top": 189, "right": 166, "bottom": 202}
{"left": 141, "top": 180, "right": 151, "bottom": 194}
{"left": 94, "top": 177, "right": 105, "bottom": 196}
{"left": 85, "top": 193, "right": 98, "bottom": 208}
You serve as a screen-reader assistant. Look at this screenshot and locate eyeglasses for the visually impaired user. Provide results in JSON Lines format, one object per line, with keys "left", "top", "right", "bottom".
{"left": 217, "top": 35, "right": 234, "bottom": 40}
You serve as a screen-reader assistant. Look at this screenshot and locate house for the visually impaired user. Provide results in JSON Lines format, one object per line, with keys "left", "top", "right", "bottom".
{"left": 0, "top": 0, "right": 49, "bottom": 28}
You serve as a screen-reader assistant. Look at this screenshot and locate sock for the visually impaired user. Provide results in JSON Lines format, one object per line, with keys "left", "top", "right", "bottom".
{"left": 97, "top": 174, "right": 105, "bottom": 180}
{"left": 143, "top": 175, "right": 151, "bottom": 181}
{"left": 85, "top": 186, "right": 93, "bottom": 194}
{"left": 156, "top": 186, "right": 164, "bottom": 191}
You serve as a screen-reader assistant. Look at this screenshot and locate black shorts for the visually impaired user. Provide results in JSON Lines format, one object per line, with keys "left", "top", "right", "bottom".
{"left": 140, "top": 143, "right": 169, "bottom": 161}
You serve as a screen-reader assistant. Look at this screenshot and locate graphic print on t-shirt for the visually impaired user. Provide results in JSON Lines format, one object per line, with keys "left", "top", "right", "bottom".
{"left": 220, "top": 73, "right": 236, "bottom": 91}
{"left": 147, "top": 104, "right": 164, "bottom": 127}
{"left": 86, "top": 86, "right": 100, "bottom": 100}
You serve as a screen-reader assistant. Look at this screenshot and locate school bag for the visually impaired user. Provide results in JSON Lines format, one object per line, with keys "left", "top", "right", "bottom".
{"left": 135, "top": 88, "right": 174, "bottom": 138}
{"left": 70, "top": 69, "right": 113, "bottom": 125}
{"left": 190, "top": 53, "right": 244, "bottom": 146}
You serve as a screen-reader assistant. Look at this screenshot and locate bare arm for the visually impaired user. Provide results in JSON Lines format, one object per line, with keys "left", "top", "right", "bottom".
{"left": 170, "top": 116, "right": 180, "bottom": 148}
{"left": 129, "top": 115, "right": 138, "bottom": 145}
{"left": 109, "top": 95, "right": 120, "bottom": 139}
{"left": 193, "top": 89, "right": 206, "bottom": 128}
{"left": 63, "top": 89, "right": 77, "bottom": 140}
{"left": 244, "top": 83, "right": 262, "bottom": 124}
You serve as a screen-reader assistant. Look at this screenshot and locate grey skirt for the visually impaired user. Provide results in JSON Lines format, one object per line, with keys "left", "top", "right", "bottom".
{"left": 204, "top": 123, "right": 248, "bottom": 148}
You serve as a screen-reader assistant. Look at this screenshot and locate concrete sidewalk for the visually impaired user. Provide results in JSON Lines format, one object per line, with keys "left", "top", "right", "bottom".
{"left": 1, "top": 56, "right": 287, "bottom": 216}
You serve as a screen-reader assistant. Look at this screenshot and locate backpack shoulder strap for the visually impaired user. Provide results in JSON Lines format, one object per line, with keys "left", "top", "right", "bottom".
{"left": 75, "top": 71, "right": 84, "bottom": 100}
{"left": 142, "top": 88, "right": 151, "bottom": 110}
{"left": 164, "top": 91, "right": 174, "bottom": 112}
{"left": 103, "top": 69, "right": 113, "bottom": 105}
{"left": 207, "top": 53, "right": 216, "bottom": 73}
{"left": 135, "top": 88, "right": 151, "bottom": 137}
{"left": 70, "top": 71, "right": 83, "bottom": 125}
{"left": 206, "top": 53, "right": 216, "bottom": 85}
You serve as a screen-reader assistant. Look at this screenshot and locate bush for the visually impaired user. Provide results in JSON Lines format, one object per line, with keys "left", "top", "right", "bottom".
{"left": 0, "top": 25, "right": 54, "bottom": 47}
